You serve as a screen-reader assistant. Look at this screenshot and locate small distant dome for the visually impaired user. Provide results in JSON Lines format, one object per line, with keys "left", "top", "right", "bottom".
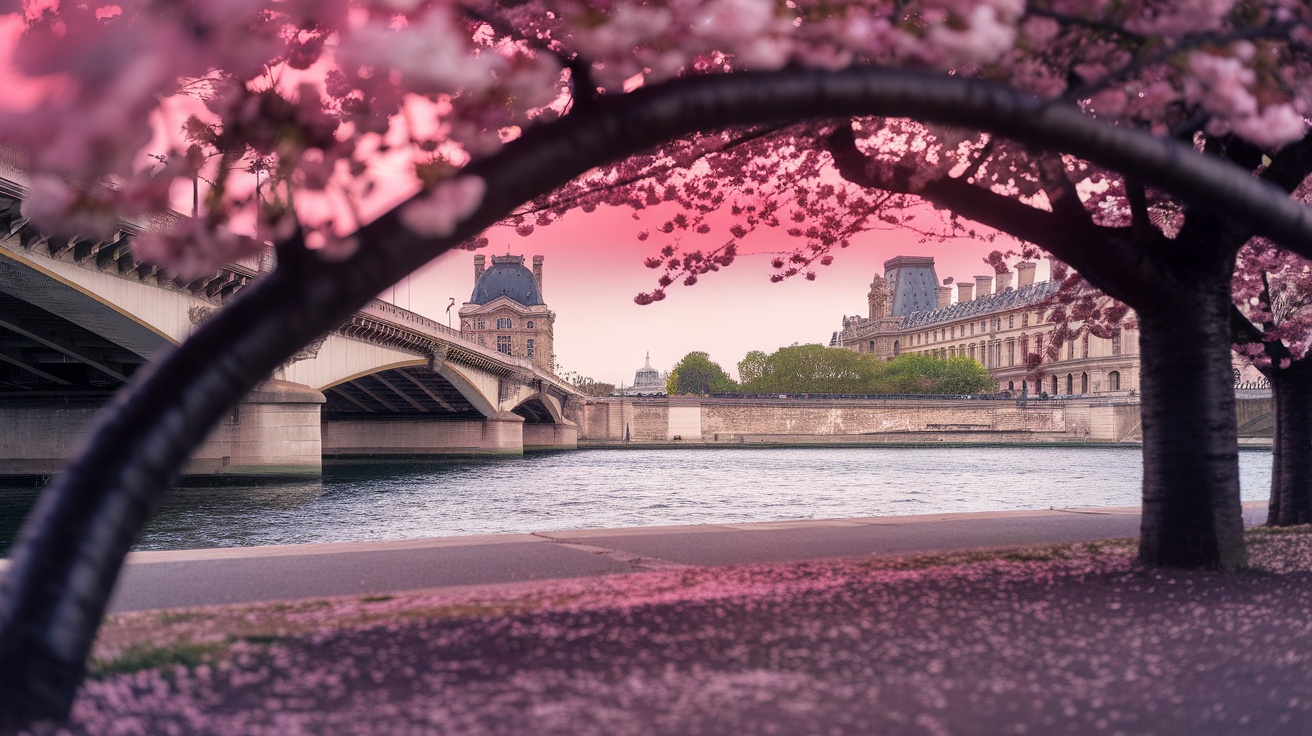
{"left": 471, "top": 254, "right": 543, "bottom": 305}
{"left": 632, "top": 352, "right": 663, "bottom": 390}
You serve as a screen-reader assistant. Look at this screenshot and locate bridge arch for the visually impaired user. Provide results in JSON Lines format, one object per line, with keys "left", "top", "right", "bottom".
{"left": 511, "top": 391, "right": 565, "bottom": 424}
{"left": 320, "top": 360, "right": 495, "bottom": 418}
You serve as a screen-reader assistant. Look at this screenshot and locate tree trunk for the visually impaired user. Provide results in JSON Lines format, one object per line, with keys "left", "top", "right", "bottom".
{"left": 1137, "top": 271, "right": 1247, "bottom": 569}
{"left": 1267, "top": 360, "right": 1312, "bottom": 525}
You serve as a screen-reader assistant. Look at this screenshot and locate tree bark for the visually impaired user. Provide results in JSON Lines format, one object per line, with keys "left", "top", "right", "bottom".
{"left": 1267, "top": 360, "right": 1312, "bottom": 525}
{"left": 0, "top": 65, "right": 1299, "bottom": 726}
{"left": 1136, "top": 261, "right": 1247, "bottom": 569}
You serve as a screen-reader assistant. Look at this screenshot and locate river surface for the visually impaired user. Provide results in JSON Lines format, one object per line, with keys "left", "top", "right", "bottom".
{"left": 0, "top": 447, "right": 1274, "bottom": 554}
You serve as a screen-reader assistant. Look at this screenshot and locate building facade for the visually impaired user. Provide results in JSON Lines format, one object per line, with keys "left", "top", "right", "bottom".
{"left": 459, "top": 253, "right": 555, "bottom": 373}
{"left": 831, "top": 256, "right": 1140, "bottom": 396}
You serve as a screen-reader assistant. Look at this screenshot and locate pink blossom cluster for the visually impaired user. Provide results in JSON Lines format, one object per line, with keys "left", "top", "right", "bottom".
{"left": 1233, "top": 240, "right": 1312, "bottom": 368}
{"left": 3, "top": 0, "right": 1312, "bottom": 281}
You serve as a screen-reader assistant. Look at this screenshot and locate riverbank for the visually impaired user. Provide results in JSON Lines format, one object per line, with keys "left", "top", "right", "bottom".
{"left": 54, "top": 523, "right": 1312, "bottom": 735}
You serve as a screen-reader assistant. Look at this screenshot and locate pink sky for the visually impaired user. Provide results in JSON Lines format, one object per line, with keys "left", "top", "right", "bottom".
{"left": 391, "top": 204, "right": 1044, "bottom": 386}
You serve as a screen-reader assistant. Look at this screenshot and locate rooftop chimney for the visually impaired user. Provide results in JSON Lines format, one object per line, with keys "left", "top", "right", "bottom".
{"left": 532, "top": 255, "right": 544, "bottom": 297}
{"left": 1015, "top": 262, "right": 1036, "bottom": 288}
{"left": 473, "top": 254, "right": 486, "bottom": 280}
{"left": 997, "top": 271, "right": 1013, "bottom": 292}
{"left": 957, "top": 282, "right": 974, "bottom": 302}
{"left": 936, "top": 285, "right": 952, "bottom": 309}
{"left": 975, "top": 275, "right": 993, "bottom": 298}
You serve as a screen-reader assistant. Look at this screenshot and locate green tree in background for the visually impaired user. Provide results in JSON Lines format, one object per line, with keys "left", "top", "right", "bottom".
{"left": 667, "top": 352, "right": 738, "bottom": 395}
{"left": 738, "top": 346, "right": 994, "bottom": 395}
{"left": 737, "top": 350, "right": 769, "bottom": 386}
{"left": 738, "top": 344, "right": 880, "bottom": 393}
{"left": 875, "top": 354, "right": 994, "bottom": 395}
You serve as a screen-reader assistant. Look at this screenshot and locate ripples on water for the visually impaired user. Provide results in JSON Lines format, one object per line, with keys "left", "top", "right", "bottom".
{"left": 0, "top": 447, "right": 1274, "bottom": 553}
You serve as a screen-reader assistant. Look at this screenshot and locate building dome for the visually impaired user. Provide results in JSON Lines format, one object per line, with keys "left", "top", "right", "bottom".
{"left": 470, "top": 255, "right": 543, "bottom": 306}
{"left": 631, "top": 353, "right": 664, "bottom": 392}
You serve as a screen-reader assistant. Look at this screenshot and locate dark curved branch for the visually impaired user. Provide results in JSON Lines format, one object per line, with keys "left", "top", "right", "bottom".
{"left": 6, "top": 65, "right": 1312, "bottom": 725}
{"left": 825, "top": 121, "right": 1161, "bottom": 302}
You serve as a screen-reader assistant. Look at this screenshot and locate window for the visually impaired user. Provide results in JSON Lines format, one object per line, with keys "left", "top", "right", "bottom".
{"left": 1036, "top": 334, "right": 1044, "bottom": 359}
{"left": 1082, "top": 334, "right": 1090, "bottom": 359}
{"left": 1021, "top": 313, "right": 1029, "bottom": 328}
{"left": 1008, "top": 380, "right": 1014, "bottom": 391}
{"left": 476, "top": 319, "right": 485, "bottom": 330}
{"left": 1108, "top": 370, "right": 1120, "bottom": 391}
{"left": 1081, "top": 372, "right": 1089, "bottom": 393}
{"left": 1008, "top": 315, "right": 1015, "bottom": 329}
{"left": 526, "top": 321, "right": 535, "bottom": 329}
{"left": 1066, "top": 373, "right": 1074, "bottom": 394}
{"left": 1111, "top": 329, "right": 1121, "bottom": 356}
{"left": 869, "top": 340, "right": 875, "bottom": 352}
{"left": 1019, "top": 334, "right": 1029, "bottom": 358}
{"left": 527, "top": 338, "right": 535, "bottom": 359}
{"left": 496, "top": 317, "right": 512, "bottom": 329}
{"left": 478, "top": 335, "right": 486, "bottom": 346}
{"left": 893, "top": 340, "right": 900, "bottom": 356}
{"left": 1007, "top": 339, "right": 1015, "bottom": 366}
{"left": 1067, "top": 340, "right": 1075, "bottom": 360}
{"left": 950, "top": 325, "right": 956, "bottom": 339}
{"left": 1051, "top": 375, "right": 1058, "bottom": 395}
{"left": 496, "top": 335, "right": 512, "bottom": 354}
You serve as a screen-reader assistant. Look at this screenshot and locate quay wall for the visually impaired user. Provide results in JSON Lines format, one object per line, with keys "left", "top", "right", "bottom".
{"left": 580, "top": 395, "right": 1268, "bottom": 447}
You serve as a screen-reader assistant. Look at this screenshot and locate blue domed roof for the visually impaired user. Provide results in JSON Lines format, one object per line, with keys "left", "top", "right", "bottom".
{"left": 471, "top": 255, "right": 543, "bottom": 306}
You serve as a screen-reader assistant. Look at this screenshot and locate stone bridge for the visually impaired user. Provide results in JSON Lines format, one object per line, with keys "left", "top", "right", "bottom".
{"left": 0, "top": 174, "right": 580, "bottom": 478}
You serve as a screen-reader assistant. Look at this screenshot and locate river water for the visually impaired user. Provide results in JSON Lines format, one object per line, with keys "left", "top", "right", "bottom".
{"left": 0, "top": 447, "right": 1274, "bottom": 554}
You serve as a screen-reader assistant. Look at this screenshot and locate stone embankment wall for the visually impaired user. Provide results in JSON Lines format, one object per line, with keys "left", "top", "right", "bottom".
{"left": 580, "top": 395, "right": 1267, "bottom": 447}
{"left": 0, "top": 380, "right": 325, "bottom": 478}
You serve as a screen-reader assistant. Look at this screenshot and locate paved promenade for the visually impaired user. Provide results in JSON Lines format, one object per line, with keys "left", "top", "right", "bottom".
{"left": 102, "top": 502, "right": 1269, "bottom": 612}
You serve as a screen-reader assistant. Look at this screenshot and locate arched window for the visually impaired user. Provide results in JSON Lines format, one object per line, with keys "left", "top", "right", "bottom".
{"left": 1082, "top": 334, "right": 1090, "bottom": 358}
{"left": 1108, "top": 370, "right": 1120, "bottom": 391}
{"left": 526, "top": 321, "right": 535, "bottom": 329}
{"left": 1007, "top": 380, "right": 1014, "bottom": 391}
{"left": 527, "top": 338, "right": 535, "bottom": 359}
{"left": 1051, "top": 375, "right": 1058, "bottom": 395}
{"left": 1111, "top": 329, "right": 1121, "bottom": 355}
{"left": 497, "top": 317, "right": 512, "bottom": 329}
{"left": 1081, "top": 372, "right": 1090, "bottom": 393}
{"left": 869, "top": 340, "right": 875, "bottom": 352}
{"left": 1066, "top": 373, "right": 1074, "bottom": 394}
{"left": 893, "top": 340, "right": 900, "bottom": 356}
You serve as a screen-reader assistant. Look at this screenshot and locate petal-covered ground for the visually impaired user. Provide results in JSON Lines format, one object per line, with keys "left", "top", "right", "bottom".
{"left": 42, "top": 529, "right": 1312, "bottom": 735}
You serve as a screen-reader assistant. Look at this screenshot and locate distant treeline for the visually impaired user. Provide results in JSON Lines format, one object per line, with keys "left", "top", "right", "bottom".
{"left": 666, "top": 344, "right": 995, "bottom": 396}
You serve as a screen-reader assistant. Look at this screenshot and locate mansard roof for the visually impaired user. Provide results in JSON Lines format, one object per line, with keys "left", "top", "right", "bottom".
{"left": 900, "top": 280, "right": 1060, "bottom": 329}
{"left": 470, "top": 255, "right": 543, "bottom": 306}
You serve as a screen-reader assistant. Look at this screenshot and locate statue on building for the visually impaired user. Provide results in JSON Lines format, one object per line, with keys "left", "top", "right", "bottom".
{"left": 868, "top": 274, "right": 891, "bottom": 321}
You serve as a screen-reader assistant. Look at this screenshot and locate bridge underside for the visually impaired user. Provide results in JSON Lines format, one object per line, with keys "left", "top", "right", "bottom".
{"left": 0, "top": 292, "right": 145, "bottom": 393}
{"left": 323, "top": 367, "right": 481, "bottom": 418}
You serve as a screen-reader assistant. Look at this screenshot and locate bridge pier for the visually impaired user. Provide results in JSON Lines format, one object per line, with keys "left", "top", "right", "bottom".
{"left": 190, "top": 380, "right": 326, "bottom": 478}
{"left": 0, "top": 380, "right": 325, "bottom": 480}
{"left": 524, "top": 421, "right": 579, "bottom": 452}
{"left": 322, "top": 410, "right": 528, "bottom": 460}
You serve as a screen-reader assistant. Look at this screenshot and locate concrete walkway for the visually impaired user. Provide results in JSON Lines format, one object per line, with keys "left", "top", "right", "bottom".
{"left": 101, "top": 502, "right": 1269, "bottom": 612}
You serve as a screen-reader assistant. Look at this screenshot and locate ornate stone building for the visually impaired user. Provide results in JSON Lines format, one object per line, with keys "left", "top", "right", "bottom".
{"left": 832, "top": 256, "right": 1140, "bottom": 396}
{"left": 459, "top": 253, "right": 555, "bottom": 373}
{"left": 616, "top": 352, "right": 668, "bottom": 396}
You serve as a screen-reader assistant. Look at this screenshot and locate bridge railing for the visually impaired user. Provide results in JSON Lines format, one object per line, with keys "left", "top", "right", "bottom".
{"left": 357, "top": 299, "right": 566, "bottom": 384}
